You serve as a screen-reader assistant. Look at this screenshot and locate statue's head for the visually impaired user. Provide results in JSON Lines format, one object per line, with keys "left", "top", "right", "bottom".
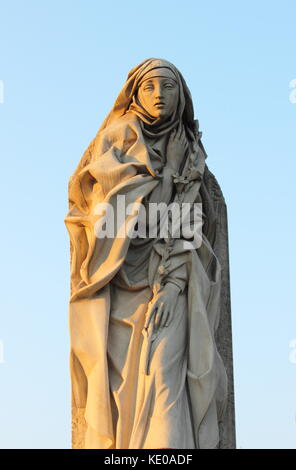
{"left": 98, "top": 58, "right": 195, "bottom": 137}
{"left": 137, "top": 68, "right": 179, "bottom": 121}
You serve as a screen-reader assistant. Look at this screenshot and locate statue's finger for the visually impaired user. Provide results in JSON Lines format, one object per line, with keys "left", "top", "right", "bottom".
{"left": 169, "top": 128, "right": 176, "bottom": 141}
{"left": 161, "top": 307, "right": 170, "bottom": 327}
{"left": 154, "top": 302, "right": 164, "bottom": 329}
{"left": 144, "top": 302, "right": 157, "bottom": 329}
{"left": 182, "top": 131, "right": 188, "bottom": 147}
{"left": 187, "top": 128, "right": 198, "bottom": 151}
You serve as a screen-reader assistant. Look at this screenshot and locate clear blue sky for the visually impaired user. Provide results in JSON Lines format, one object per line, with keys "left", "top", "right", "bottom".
{"left": 0, "top": 0, "right": 295, "bottom": 449}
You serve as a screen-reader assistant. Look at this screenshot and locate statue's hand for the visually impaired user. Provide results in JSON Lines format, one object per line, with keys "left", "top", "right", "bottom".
{"left": 145, "top": 282, "right": 180, "bottom": 332}
{"left": 166, "top": 123, "right": 189, "bottom": 173}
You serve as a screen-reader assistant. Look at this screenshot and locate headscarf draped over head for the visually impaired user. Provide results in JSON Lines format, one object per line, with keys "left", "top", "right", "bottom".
{"left": 99, "top": 58, "right": 196, "bottom": 138}
{"left": 69, "top": 58, "right": 205, "bottom": 198}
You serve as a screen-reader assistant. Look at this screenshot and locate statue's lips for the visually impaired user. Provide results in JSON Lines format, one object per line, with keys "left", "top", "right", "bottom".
{"left": 154, "top": 102, "right": 165, "bottom": 108}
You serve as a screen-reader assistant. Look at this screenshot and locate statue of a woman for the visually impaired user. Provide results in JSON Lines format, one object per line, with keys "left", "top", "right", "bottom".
{"left": 65, "top": 58, "right": 235, "bottom": 449}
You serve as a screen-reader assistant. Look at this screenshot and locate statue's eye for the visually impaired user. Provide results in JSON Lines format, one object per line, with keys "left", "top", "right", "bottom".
{"left": 163, "top": 82, "right": 175, "bottom": 89}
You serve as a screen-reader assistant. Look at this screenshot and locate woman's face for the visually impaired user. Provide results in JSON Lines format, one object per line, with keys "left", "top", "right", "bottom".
{"left": 137, "top": 77, "right": 179, "bottom": 120}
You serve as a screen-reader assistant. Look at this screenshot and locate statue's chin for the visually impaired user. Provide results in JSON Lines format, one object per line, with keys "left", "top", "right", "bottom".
{"left": 152, "top": 110, "right": 170, "bottom": 121}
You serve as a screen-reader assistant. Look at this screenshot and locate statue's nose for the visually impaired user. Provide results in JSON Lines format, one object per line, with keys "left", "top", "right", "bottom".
{"left": 154, "top": 84, "right": 164, "bottom": 98}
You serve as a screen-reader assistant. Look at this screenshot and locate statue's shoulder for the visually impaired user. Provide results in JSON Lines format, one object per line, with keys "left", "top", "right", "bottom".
{"left": 100, "top": 112, "right": 140, "bottom": 141}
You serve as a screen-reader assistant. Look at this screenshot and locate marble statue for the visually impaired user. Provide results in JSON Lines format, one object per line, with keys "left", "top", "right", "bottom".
{"left": 65, "top": 58, "right": 236, "bottom": 449}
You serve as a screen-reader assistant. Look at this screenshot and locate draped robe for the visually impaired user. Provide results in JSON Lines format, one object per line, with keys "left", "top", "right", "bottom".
{"left": 65, "top": 110, "right": 229, "bottom": 449}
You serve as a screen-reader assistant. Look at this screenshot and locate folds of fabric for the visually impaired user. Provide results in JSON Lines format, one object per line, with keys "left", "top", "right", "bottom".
{"left": 65, "top": 56, "right": 228, "bottom": 447}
